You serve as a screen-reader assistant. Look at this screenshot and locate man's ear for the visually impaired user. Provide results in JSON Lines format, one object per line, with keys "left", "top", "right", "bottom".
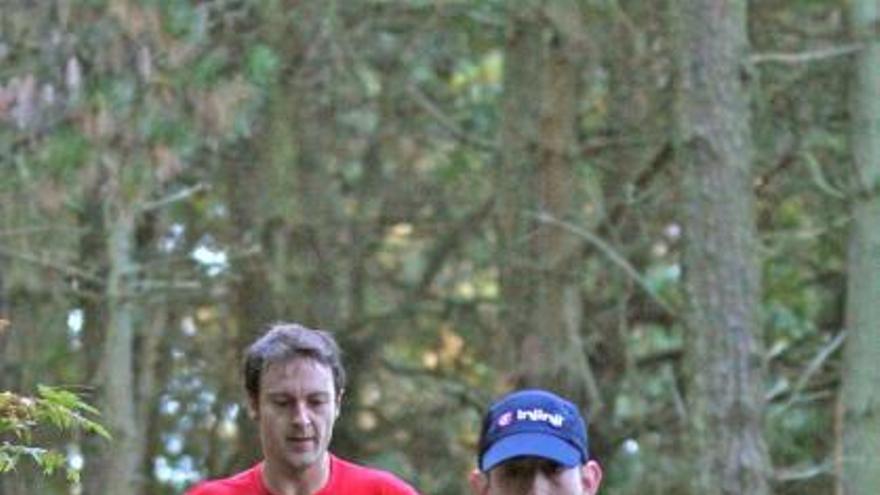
{"left": 468, "top": 469, "right": 488, "bottom": 495}
{"left": 580, "top": 460, "right": 603, "bottom": 495}
{"left": 335, "top": 389, "right": 345, "bottom": 418}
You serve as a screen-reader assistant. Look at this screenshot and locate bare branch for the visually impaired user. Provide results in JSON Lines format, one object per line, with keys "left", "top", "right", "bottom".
{"left": 751, "top": 43, "right": 863, "bottom": 65}
{"left": 406, "top": 84, "right": 497, "bottom": 151}
{"left": 0, "top": 245, "right": 102, "bottom": 285}
{"left": 531, "top": 212, "right": 677, "bottom": 316}
{"left": 0, "top": 225, "right": 86, "bottom": 238}
{"left": 140, "top": 183, "right": 209, "bottom": 212}
{"left": 772, "top": 331, "right": 846, "bottom": 414}
{"left": 774, "top": 459, "right": 833, "bottom": 482}
{"left": 380, "top": 357, "right": 488, "bottom": 412}
{"left": 414, "top": 197, "right": 494, "bottom": 296}
{"left": 133, "top": 279, "right": 203, "bottom": 292}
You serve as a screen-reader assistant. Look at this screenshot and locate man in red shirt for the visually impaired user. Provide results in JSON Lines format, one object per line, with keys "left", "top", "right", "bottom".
{"left": 186, "top": 323, "right": 419, "bottom": 495}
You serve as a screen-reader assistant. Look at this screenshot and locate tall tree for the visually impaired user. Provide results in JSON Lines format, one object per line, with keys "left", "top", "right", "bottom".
{"left": 673, "top": 0, "right": 772, "bottom": 493}
{"left": 496, "top": 1, "right": 594, "bottom": 397}
{"left": 496, "top": 2, "right": 543, "bottom": 385}
{"left": 74, "top": 4, "right": 187, "bottom": 491}
{"left": 840, "top": 0, "right": 880, "bottom": 493}
{"left": 98, "top": 170, "right": 141, "bottom": 494}
{"left": 80, "top": 50, "right": 145, "bottom": 495}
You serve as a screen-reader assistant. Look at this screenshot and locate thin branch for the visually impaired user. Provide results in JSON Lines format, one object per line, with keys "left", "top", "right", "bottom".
{"left": 414, "top": 197, "right": 495, "bottom": 296}
{"left": 751, "top": 43, "right": 863, "bottom": 65}
{"left": 0, "top": 245, "right": 103, "bottom": 285}
{"left": 774, "top": 458, "right": 833, "bottom": 482}
{"left": 802, "top": 151, "right": 847, "bottom": 199}
{"left": 773, "top": 331, "right": 846, "bottom": 414}
{"left": 406, "top": 84, "right": 497, "bottom": 151}
{"left": 755, "top": 139, "right": 798, "bottom": 197}
{"left": 0, "top": 225, "right": 86, "bottom": 239}
{"left": 579, "top": 136, "right": 634, "bottom": 158}
{"left": 531, "top": 212, "right": 677, "bottom": 316}
{"left": 602, "top": 141, "right": 672, "bottom": 228}
{"left": 133, "top": 279, "right": 203, "bottom": 292}
{"left": 663, "top": 364, "right": 688, "bottom": 425}
{"left": 380, "top": 357, "right": 488, "bottom": 412}
{"left": 139, "top": 183, "right": 209, "bottom": 212}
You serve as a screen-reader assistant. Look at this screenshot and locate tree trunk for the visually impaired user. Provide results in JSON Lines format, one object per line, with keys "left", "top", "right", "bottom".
{"left": 496, "top": 2, "right": 545, "bottom": 386}
{"left": 224, "top": 138, "right": 277, "bottom": 471}
{"left": 287, "top": 21, "right": 342, "bottom": 327}
{"left": 673, "top": 0, "right": 771, "bottom": 493}
{"left": 79, "top": 166, "right": 111, "bottom": 495}
{"left": 137, "top": 307, "right": 170, "bottom": 495}
{"left": 840, "top": 1, "right": 880, "bottom": 493}
{"left": 496, "top": 2, "right": 596, "bottom": 401}
{"left": 532, "top": 2, "right": 598, "bottom": 407}
{"left": 97, "top": 189, "right": 141, "bottom": 494}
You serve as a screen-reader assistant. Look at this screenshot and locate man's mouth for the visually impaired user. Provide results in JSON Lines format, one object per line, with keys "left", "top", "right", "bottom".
{"left": 286, "top": 436, "right": 315, "bottom": 448}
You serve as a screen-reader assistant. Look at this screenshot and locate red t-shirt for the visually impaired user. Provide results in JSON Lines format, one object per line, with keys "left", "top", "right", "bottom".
{"left": 185, "top": 455, "right": 419, "bottom": 495}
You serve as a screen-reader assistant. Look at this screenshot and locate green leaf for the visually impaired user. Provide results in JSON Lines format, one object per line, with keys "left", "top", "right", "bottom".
{"left": 161, "top": 0, "right": 200, "bottom": 39}
{"left": 246, "top": 45, "right": 280, "bottom": 88}
{"left": 190, "top": 51, "right": 229, "bottom": 88}
{"left": 0, "top": 388, "right": 109, "bottom": 484}
{"left": 36, "top": 128, "right": 91, "bottom": 176}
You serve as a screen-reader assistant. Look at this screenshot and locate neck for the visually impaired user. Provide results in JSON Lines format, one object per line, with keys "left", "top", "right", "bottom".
{"left": 262, "top": 453, "right": 331, "bottom": 495}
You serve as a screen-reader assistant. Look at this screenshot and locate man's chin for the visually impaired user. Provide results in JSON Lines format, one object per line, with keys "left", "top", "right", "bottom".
{"left": 282, "top": 451, "right": 324, "bottom": 472}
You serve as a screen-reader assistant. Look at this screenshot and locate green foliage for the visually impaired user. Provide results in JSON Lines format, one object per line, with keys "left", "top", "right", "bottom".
{"left": 246, "top": 45, "right": 281, "bottom": 88}
{"left": 160, "top": 0, "right": 202, "bottom": 40}
{"left": 34, "top": 127, "right": 92, "bottom": 177}
{"left": 767, "top": 402, "right": 832, "bottom": 467}
{"left": 0, "top": 0, "right": 860, "bottom": 493}
{"left": 0, "top": 386, "right": 109, "bottom": 483}
{"left": 190, "top": 51, "right": 230, "bottom": 88}
{"left": 140, "top": 107, "right": 196, "bottom": 148}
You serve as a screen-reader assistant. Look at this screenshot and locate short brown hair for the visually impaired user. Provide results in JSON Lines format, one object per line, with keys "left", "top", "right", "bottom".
{"left": 243, "top": 322, "right": 346, "bottom": 401}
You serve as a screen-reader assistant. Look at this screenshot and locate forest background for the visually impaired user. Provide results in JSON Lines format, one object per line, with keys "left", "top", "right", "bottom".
{"left": 2, "top": 0, "right": 879, "bottom": 494}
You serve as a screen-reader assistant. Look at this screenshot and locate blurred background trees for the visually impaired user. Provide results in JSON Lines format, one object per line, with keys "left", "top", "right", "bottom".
{"left": 0, "top": 1, "right": 870, "bottom": 494}
{"left": 840, "top": 0, "right": 880, "bottom": 494}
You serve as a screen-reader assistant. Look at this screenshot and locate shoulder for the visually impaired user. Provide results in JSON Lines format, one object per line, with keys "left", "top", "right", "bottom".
{"left": 330, "top": 455, "right": 420, "bottom": 495}
{"left": 185, "top": 465, "right": 262, "bottom": 495}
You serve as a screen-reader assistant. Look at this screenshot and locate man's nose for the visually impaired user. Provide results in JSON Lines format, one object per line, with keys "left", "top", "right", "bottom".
{"left": 290, "top": 402, "right": 309, "bottom": 424}
{"left": 525, "top": 473, "right": 553, "bottom": 495}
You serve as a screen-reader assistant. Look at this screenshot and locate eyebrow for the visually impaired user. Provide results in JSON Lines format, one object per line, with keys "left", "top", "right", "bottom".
{"left": 266, "top": 391, "right": 332, "bottom": 399}
{"left": 498, "top": 459, "right": 564, "bottom": 473}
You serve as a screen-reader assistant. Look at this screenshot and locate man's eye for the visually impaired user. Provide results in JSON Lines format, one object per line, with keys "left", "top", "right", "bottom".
{"left": 501, "top": 465, "right": 530, "bottom": 479}
{"left": 544, "top": 463, "right": 565, "bottom": 476}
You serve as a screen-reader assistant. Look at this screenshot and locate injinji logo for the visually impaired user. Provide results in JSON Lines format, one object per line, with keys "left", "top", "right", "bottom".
{"left": 516, "top": 408, "right": 565, "bottom": 427}
{"left": 497, "top": 411, "right": 513, "bottom": 427}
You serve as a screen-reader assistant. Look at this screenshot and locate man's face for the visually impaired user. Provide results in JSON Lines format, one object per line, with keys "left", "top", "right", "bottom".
{"left": 252, "top": 357, "right": 341, "bottom": 474}
{"left": 469, "top": 457, "right": 602, "bottom": 495}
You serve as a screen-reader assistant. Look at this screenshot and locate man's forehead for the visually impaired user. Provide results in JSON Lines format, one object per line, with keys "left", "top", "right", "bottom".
{"left": 261, "top": 357, "right": 335, "bottom": 387}
{"left": 264, "top": 356, "right": 331, "bottom": 373}
{"left": 495, "top": 457, "right": 564, "bottom": 471}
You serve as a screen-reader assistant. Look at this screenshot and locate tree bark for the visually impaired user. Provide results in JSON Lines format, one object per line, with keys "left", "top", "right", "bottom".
{"left": 79, "top": 159, "right": 112, "bottom": 495}
{"left": 496, "top": 2, "right": 545, "bottom": 386}
{"left": 137, "top": 307, "right": 170, "bottom": 495}
{"left": 496, "top": 2, "right": 595, "bottom": 401}
{"left": 532, "top": 2, "right": 598, "bottom": 407}
{"left": 97, "top": 183, "right": 141, "bottom": 494}
{"left": 224, "top": 138, "right": 277, "bottom": 471}
{"left": 840, "top": 1, "right": 880, "bottom": 493}
{"left": 674, "top": 0, "right": 771, "bottom": 493}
